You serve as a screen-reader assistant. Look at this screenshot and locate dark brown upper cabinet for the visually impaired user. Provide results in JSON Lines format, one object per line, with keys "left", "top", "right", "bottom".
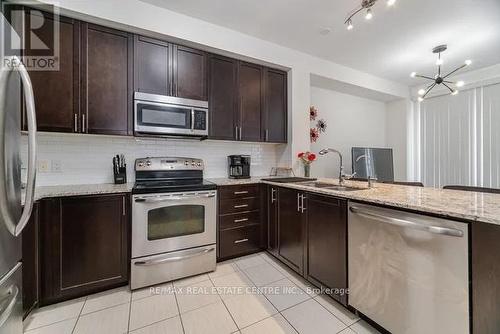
{"left": 208, "top": 55, "right": 238, "bottom": 140}
{"left": 134, "top": 36, "right": 171, "bottom": 96}
{"left": 23, "top": 10, "right": 80, "bottom": 133}
{"left": 39, "top": 194, "right": 129, "bottom": 305}
{"left": 306, "top": 194, "right": 348, "bottom": 306}
{"left": 238, "top": 62, "right": 264, "bottom": 142}
{"left": 134, "top": 37, "right": 208, "bottom": 101}
{"left": 173, "top": 45, "right": 208, "bottom": 100}
{"left": 263, "top": 68, "right": 287, "bottom": 143}
{"left": 81, "top": 23, "right": 133, "bottom": 136}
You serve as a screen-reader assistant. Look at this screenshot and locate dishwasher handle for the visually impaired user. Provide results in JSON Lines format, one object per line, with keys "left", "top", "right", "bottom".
{"left": 349, "top": 206, "right": 464, "bottom": 238}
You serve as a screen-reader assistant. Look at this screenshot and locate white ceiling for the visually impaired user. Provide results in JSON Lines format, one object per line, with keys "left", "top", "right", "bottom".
{"left": 140, "top": 0, "right": 500, "bottom": 86}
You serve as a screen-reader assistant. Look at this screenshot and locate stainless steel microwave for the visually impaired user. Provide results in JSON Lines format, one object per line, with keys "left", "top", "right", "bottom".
{"left": 134, "top": 92, "right": 208, "bottom": 138}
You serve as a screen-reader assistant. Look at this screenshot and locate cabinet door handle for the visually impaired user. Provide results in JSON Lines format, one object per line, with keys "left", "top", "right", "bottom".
{"left": 122, "top": 196, "right": 126, "bottom": 216}
{"left": 297, "top": 193, "right": 301, "bottom": 212}
{"left": 301, "top": 194, "right": 306, "bottom": 213}
{"left": 82, "top": 114, "right": 86, "bottom": 133}
{"left": 234, "top": 191, "right": 249, "bottom": 195}
{"left": 271, "top": 188, "right": 276, "bottom": 203}
{"left": 74, "top": 114, "right": 78, "bottom": 132}
{"left": 265, "top": 129, "right": 269, "bottom": 142}
{"left": 234, "top": 204, "right": 248, "bottom": 209}
{"left": 234, "top": 238, "right": 249, "bottom": 244}
{"left": 234, "top": 218, "right": 249, "bottom": 223}
{"left": 235, "top": 126, "right": 238, "bottom": 140}
{"left": 239, "top": 126, "right": 242, "bottom": 140}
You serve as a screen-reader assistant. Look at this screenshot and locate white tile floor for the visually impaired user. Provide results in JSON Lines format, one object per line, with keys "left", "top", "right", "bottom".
{"left": 23, "top": 252, "right": 382, "bottom": 334}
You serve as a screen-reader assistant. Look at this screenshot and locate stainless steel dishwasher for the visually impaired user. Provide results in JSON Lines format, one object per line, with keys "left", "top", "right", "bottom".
{"left": 348, "top": 202, "right": 469, "bottom": 334}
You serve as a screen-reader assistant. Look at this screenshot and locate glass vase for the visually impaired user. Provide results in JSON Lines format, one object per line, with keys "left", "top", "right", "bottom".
{"left": 304, "top": 164, "right": 311, "bottom": 178}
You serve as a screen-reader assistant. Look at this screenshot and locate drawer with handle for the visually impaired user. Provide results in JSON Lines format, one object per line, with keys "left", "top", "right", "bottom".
{"left": 219, "top": 224, "right": 261, "bottom": 258}
{"left": 219, "top": 184, "right": 260, "bottom": 200}
{"left": 219, "top": 197, "right": 260, "bottom": 215}
{"left": 219, "top": 211, "right": 261, "bottom": 229}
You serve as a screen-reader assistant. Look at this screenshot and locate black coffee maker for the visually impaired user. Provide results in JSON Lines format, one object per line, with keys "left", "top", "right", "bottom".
{"left": 228, "top": 155, "right": 251, "bottom": 179}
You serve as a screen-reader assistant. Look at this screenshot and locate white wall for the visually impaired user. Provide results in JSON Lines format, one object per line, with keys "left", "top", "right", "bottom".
{"left": 34, "top": 0, "right": 408, "bottom": 176}
{"left": 385, "top": 99, "right": 409, "bottom": 181}
{"left": 309, "top": 87, "right": 388, "bottom": 178}
{"left": 21, "top": 134, "right": 283, "bottom": 186}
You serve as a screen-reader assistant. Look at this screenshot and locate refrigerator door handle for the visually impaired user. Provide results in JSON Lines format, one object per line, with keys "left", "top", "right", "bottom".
{"left": 0, "top": 56, "right": 37, "bottom": 237}
{"left": 0, "top": 285, "right": 19, "bottom": 328}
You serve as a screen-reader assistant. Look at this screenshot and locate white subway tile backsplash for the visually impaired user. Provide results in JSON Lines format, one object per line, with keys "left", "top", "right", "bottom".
{"left": 21, "top": 133, "right": 286, "bottom": 186}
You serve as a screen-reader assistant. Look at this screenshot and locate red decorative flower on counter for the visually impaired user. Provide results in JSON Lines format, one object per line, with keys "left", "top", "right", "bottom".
{"left": 310, "top": 128, "right": 319, "bottom": 143}
{"left": 307, "top": 153, "right": 316, "bottom": 162}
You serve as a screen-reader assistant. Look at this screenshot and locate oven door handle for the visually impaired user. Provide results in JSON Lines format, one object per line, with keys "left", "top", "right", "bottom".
{"left": 134, "top": 247, "right": 215, "bottom": 266}
{"left": 135, "top": 193, "right": 215, "bottom": 203}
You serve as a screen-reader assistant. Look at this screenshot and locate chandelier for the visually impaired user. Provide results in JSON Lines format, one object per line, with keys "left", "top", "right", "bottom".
{"left": 410, "top": 45, "right": 472, "bottom": 101}
{"left": 344, "top": 0, "right": 397, "bottom": 30}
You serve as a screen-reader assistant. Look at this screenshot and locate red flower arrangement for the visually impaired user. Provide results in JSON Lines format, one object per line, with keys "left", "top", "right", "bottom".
{"left": 298, "top": 151, "right": 316, "bottom": 177}
{"left": 297, "top": 151, "right": 317, "bottom": 165}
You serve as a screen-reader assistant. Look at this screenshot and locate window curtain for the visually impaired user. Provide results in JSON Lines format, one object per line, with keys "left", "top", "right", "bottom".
{"left": 418, "top": 82, "right": 500, "bottom": 188}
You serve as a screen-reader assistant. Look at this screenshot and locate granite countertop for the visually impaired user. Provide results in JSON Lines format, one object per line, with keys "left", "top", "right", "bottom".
{"left": 262, "top": 178, "right": 500, "bottom": 226}
{"left": 24, "top": 177, "right": 500, "bottom": 226}
{"left": 207, "top": 176, "right": 277, "bottom": 186}
{"left": 33, "top": 183, "right": 135, "bottom": 201}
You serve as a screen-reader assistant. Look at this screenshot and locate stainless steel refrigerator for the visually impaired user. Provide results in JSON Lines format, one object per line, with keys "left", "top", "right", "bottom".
{"left": 0, "top": 11, "right": 37, "bottom": 334}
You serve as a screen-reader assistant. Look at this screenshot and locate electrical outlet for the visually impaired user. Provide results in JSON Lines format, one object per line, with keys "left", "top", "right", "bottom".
{"left": 38, "top": 160, "right": 50, "bottom": 172}
{"left": 51, "top": 160, "right": 62, "bottom": 172}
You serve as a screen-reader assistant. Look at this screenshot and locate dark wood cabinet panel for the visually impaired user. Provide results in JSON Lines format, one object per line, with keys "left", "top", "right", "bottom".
{"left": 267, "top": 185, "right": 279, "bottom": 256}
{"left": 238, "top": 62, "right": 263, "bottom": 142}
{"left": 471, "top": 222, "right": 500, "bottom": 334}
{"left": 134, "top": 36, "right": 171, "bottom": 96}
{"left": 218, "top": 184, "right": 260, "bottom": 200}
{"left": 277, "top": 187, "right": 304, "bottom": 274}
{"left": 263, "top": 69, "right": 287, "bottom": 143}
{"left": 22, "top": 203, "right": 39, "bottom": 318}
{"left": 23, "top": 10, "right": 80, "bottom": 132}
{"left": 39, "top": 194, "right": 129, "bottom": 305}
{"left": 306, "top": 194, "right": 348, "bottom": 305}
{"left": 208, "top": 55, "right": 238, "bottom": 140}
{"left": 173, "top": 45, "right": 208, "bottom": 100}
{"left": 82, "top": 24, "right": 133, "bottom": 135}
{"left": 219, "top": 224, "right": 261, "bottom": 259}
{"left": 219, "top": 197, "right": 260, "bottom": 215}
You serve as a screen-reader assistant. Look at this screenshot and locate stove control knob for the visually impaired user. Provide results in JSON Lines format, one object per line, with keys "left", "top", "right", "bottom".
{"left": 197, "top": 162, "right": 201, "bottom": 167}
{"left": 184, "top": 161, "right": 189, "bottom": 166}
{"left": 191, "top": 161, "right": 196, "bottom": 166}
{"left": 146, "top": 161, "right": 151, "bottom": 166}
{"left": 138, "top": 162, "right": 144, "bottom": 167}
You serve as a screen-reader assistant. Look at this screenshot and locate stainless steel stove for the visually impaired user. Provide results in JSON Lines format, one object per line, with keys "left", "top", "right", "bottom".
{"left": 131, "top": 157, "right": 217, "bottom": 290}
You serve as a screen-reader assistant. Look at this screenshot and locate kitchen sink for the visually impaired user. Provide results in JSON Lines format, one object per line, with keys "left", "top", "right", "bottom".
{"left": 298, "top": 181, "right": 364, "bottom": 191}
{"left": 261, "top": 177, "right": 317, "bottom": 183}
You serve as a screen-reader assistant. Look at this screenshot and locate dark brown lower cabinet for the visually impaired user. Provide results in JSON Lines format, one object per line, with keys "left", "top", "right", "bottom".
{"left": 22, "top": 202, "right": 39, "bottom": 318}
{"left": 306, "top": 194, "right": 348, "bottom": 306}
{"left": 39, "top": 194, "right": 130, "bottom": 305}
{"left": 471, "top": 222, "right": 500, "bottom": 334}
{"left": 277, "top": 187, "right": 305, "bottom": 274}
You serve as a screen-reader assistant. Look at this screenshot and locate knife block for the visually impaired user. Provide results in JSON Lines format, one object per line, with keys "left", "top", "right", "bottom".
{"left": 114, "top": 166, "right": 127, "bottom": 184}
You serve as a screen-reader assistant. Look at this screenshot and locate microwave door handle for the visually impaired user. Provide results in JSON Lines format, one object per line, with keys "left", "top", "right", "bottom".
{"left": 0, "top": 56, "right": 37, "bottom": 237}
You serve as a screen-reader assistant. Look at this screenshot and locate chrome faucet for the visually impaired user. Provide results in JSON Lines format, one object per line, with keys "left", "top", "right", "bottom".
{"left": 355, "top": 154, "right": 377, "bottom": 188}
{"left": 318, "top": 148, "right": 356, "bottom": 186}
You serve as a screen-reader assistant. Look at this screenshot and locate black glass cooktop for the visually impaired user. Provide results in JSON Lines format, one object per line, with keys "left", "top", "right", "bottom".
{"left": 133, "top": 178, "right": 216, "bottom": 194}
